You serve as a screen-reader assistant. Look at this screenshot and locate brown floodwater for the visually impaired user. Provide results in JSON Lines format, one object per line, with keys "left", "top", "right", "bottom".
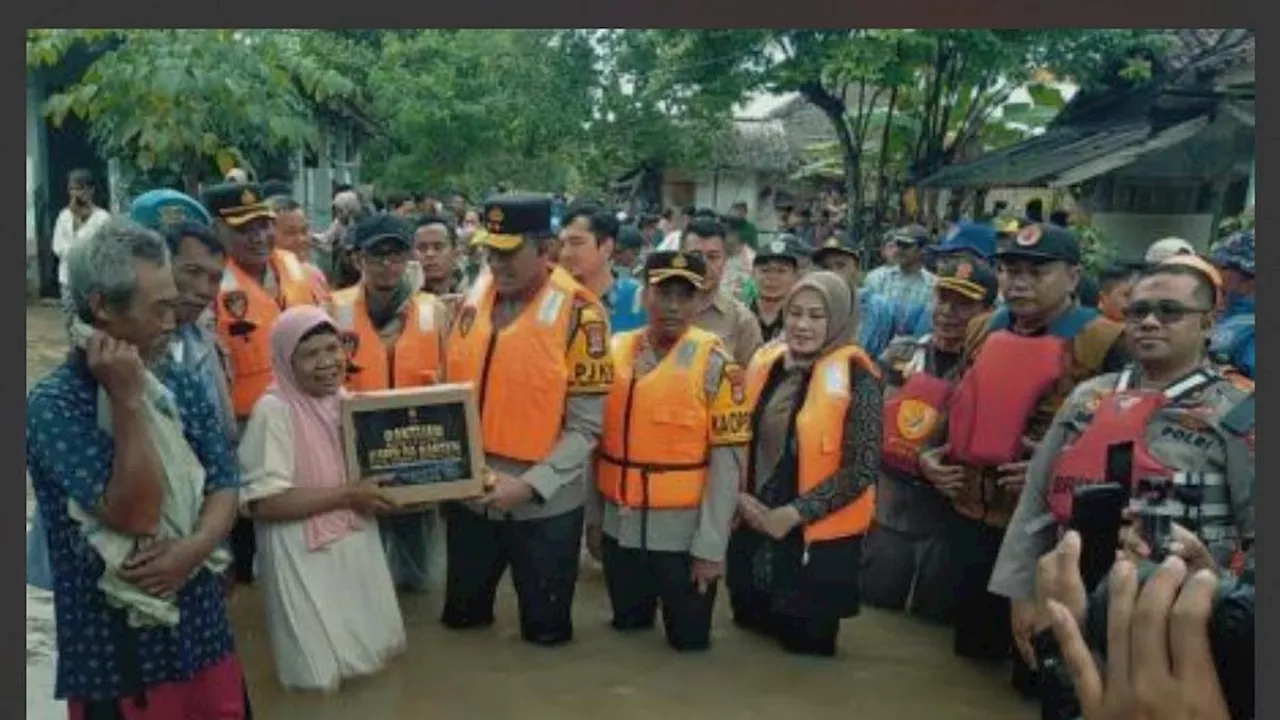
{"left": 230, "top": 565, "right": 1034, "bottom": 719}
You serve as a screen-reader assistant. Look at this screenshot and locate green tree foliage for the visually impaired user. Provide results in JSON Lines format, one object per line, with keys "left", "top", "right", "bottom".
{"left": 359, "top": 30, "right": 598, "bottom": 197}
{"left": 27, "top": 29, "right": 359, "bottom": 193}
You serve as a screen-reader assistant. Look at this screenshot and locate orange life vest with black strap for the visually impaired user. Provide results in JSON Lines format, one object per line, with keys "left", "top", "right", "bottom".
{"left": 446, "top": 266, "right": 583, "bottom": 463}
{"left": 596, "top": 327, "right": 720, "bottom": 509}
{"left": 948, "top": 306, "right": 1120, "bottom": 466}
{"left": 1047, "top": 368, "right": 1219, "bottom": 524}
{"left": 329, "top": 285, "right": 443, "bottom": 392}
{"left": 881, "top": 335, "right": 955, "bottom": 476}
{"left": 216, "top": 250, "right": 318, "bottom": 417}
{"left": 745, "top": 342, "right": 880, "bottom": 544}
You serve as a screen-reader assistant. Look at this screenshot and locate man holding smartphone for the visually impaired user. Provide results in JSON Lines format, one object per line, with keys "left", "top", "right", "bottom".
{"left": 989, "top": 257, "right": 1255, "bottom": 672}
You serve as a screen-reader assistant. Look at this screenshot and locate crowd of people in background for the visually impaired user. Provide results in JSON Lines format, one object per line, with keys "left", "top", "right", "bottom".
{"left": 27, "top": 166, "right": 1255, "bottom": 720}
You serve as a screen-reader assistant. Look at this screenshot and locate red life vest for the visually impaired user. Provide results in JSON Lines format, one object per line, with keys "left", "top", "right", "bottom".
{"left": 882, "top": 337, "right": 954, "bottom": 476}
{"left": 947, "top": 307, "right": 1094, "bottom": 466}
{"left": 1047, "top": 368, "right": 1215, "bottom": 524}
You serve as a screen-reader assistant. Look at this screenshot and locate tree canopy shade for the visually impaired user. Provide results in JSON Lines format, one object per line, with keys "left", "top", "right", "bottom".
{"left": 28, "top": 29, "right": 364, "bottom": 193}
{"left": 28, "top": 28, "right": 1182, "bottom": 222}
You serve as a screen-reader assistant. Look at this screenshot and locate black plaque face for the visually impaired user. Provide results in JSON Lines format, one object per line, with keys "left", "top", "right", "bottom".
{"left": 349, "top": 402, "right": 474, "bottom": 488}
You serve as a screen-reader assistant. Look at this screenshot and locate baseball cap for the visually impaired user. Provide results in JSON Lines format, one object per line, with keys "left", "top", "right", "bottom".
{"left": 1161, "top": 254, "right": 1225, "bottom": 302}
{"left": 937, "top": 222, "right": 997, "bottom": 260}
{"left": 201, "top": 182, "right": 275, "bottom": 228}
{"left": 936, "top": 258, "right": 999, "bottom": 305}
{"left": 995, "top": 223, "right": 1081, "bottom": 265}
{"left": 1144, "top": 237, "right": 1196, "bottom": 264}
{"left": 353, "top": 213, "right": 413, "bottom": 252}
{"left": 813, "top": 232, "right": 860, "bottom": 263}
{"left": 473, "top": 193, "right": 553, "bottom": 251}
{"left": 754, "top": 234, "right": 806, "bottom": 265}
{"left": 889, "top": 225, "right": 931, "bottom": 246}
{"left": 129, "top": 189, "right": 212, "bottom": 231}
{"left": 644, "top": 250, "right": 706, "bottom": 288}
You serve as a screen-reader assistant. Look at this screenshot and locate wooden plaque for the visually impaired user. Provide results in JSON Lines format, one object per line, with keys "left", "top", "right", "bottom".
{"left": 340, "top": 383, "right": 485, "bottom": 507}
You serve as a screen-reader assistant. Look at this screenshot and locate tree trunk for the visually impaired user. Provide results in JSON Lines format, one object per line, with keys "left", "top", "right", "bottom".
{"left": 873, "top": 86, "right": 899, "bottom": 234}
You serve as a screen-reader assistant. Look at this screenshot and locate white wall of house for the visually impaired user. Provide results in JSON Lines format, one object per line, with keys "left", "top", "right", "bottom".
{"left": 1092, "top": 212, "right": 1216, "bottom": 260}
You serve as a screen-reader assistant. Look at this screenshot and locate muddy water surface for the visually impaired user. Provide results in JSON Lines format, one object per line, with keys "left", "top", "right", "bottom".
{"left": 27, "top": 302, "right": 1034, "bottom": 719}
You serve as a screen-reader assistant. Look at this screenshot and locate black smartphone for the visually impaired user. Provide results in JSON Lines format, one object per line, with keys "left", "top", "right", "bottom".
{"left": 1069, "top": 483, "right": 1129, "bottom": 592}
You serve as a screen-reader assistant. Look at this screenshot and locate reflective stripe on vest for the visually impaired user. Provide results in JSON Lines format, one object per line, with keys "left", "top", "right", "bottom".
{"left": 1047, "top": 368, "right": 1219, "bottom": 525}
{"left": 446, "top": 267, "right": 578, "bottom": 462}
{"left": 215, "top": 251, "right": 317, "bottom": 417}
{"left": 596, "top": 328, "right": 717, "bottom": 510}
{"left": 332, "top": 286, "right": 442, "bottom": 391}
{"left": 745, "top": 343, "right": 881, "bottom": 545}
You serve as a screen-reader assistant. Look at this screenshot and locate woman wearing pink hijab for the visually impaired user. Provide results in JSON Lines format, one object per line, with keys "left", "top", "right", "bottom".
{"left": 237, "top": 306, "right": 405, "bottom": 692}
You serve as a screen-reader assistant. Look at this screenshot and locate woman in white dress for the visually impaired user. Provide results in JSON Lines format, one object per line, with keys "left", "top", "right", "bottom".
{"left": 238, "top": 305, "right": 405, "bottom": 692}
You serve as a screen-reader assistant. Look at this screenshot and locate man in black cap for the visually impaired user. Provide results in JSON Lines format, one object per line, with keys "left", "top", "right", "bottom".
{"left": 862, "top": 259, "right": 999, "bottom": 625}
{"left": 204, "top": 181, "right": 322, "bottom": 584}
{"left": 813, "top": 233, "right": 897, "bottom": 358}
{"left": 749, "top": 235, "right": 805, "bottom": 343}
{"left": 326, "top": 213, "right": 451, "bottom": 594}
{"left": 585, "top": 250, "right": 750, "bottom": 652}
{"left": 443, "top": 193, "right": 612, "bottom": 646}
{"left": 918, "top": 223, "right": 1127, "bottom": 682}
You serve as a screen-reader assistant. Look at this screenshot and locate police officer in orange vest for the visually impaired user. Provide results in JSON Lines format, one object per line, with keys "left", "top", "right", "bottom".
{"left": 920, "top": 223, "right": 1127, "bottom": 676}
{"left": 861, "top": 260, "right": 999, "bottom": 623}
{"left": 990, "top": 258, "right": 1255, "bottom": 669}
{"left": 442, "top": 194, "right": 613, "bottom": 646}
{"left": 326, "top": 212, "right": 451, "bottom": 594}
{"left": 204, "top": 181, "right": 323, "bottom": 583}
{"left": 585, "top": 250, "right": 750, "bottom": 652}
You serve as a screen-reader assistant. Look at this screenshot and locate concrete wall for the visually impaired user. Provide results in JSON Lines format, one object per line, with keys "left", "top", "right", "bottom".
{"left": 1091, "top": 212, "right": 1215, "bottom": 261}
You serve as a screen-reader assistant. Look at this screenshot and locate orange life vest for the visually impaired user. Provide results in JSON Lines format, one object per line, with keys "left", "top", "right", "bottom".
{"left": 446, "top": 266, "right": 582, "bottom": 463}
{"left": 881, "top": 335, "right": 955, "bottom": 476}
{"left": 216, "top": 250, "right": 317, "bottom": 417}
{"left": 596, "top": 328, "right": 719, "bottom": 509}
{"left": 329, "top": 285, "right": 443, "bottom": 391}
{"left": 745, "top": 342, "right": 880, "bottom": 544}
{"left": 948, "top": 306, "right": 1104, "bottom": 466}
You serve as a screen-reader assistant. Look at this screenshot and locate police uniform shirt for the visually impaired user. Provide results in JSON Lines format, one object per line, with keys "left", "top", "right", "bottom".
{"left": 988, "top": 368, "right": 1255, "bottom": 602}
{"left": 585, "top": 337, "right": 749, "bottom": 561}
{"left": 694, "top": 293, "right": 765, "bottom": 367}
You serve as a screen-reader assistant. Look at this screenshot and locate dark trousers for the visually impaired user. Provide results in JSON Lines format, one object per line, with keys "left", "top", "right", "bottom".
{"left": 440, "top": 503, "right": 583, "bottom": 646}
{"left": 860, "top": 523, "right": 959, "bottom": 624}
{"left": 230, "top": 518, "right": 255, "bottom": 584}
{"left": 949, "top": 515, "right": 1012, "bottom": 661}
{"left": 730, "top": 585, "right": 841, "bottom": 657}
{"left": 600, "top": 535, "right": 716, "bottom": 651}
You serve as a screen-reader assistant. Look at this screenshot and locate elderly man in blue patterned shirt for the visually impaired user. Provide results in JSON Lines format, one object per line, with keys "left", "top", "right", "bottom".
{"left": 26, "top": 219, "right": 245, "bottom": 719}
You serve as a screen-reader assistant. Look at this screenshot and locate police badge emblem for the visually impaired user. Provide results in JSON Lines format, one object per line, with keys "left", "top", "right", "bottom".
{"left": 222, "top": 290, "right": 249, "bottom": 319}
{"left": 584, "top": 318, "right": 607, "bottom": 358}
{"left": 727, "top": 365, "right": 746, "bottom": 404}
{"left": 240, "top": 189, "right": 258, "bottom": 206}
{"left": 955, "top": 261, "right": 974, "bottom": 280}
{"left": 672, "top": 253, "right": 688, "bottom": 269}
{"left": 341, "top": 331, "right": 360, "bottom": 358}
{"left": 1016, "top": 224, "right": 1042, "bottom": 247}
